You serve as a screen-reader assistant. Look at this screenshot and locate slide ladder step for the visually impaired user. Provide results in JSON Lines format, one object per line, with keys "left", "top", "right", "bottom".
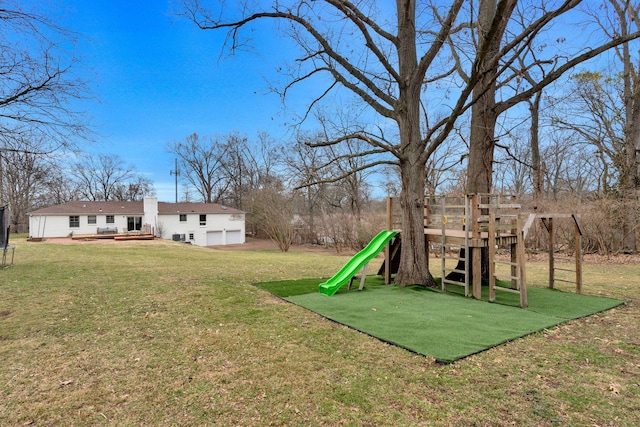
{"left": 492, "top": 286, "right": 520, "bottom": 295}
{"left": 442, "top": 278, "right": 466, "bottom": 286}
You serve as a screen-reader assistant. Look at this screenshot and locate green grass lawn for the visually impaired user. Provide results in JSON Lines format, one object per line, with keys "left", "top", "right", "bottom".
{"left": 1, "top": 238, "right": 639, "bottom": 426}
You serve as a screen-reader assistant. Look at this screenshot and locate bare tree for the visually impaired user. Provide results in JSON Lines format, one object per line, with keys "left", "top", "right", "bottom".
{"left": 464, "top": 0, "right": 639, "bottom": 195}
{"left": 322, "top": 137, "right": 375, "bottom": 223}
{"left": 540, "top": 133, "right": 599, "bottom": 201}
{"left": 0, "top": 138, "right": 53, "bottom": 231}
{"left": 590, "top": 0, "right": 639, "bottom": 252}
{"left": 112, "top": 176, "right": 156, "bottom": 202}
{"left": 219, "top": 132, "right": 283, "bottom": 210}
{"left": 553, "top": 70, "right": 639, "bottom": 251}
{"left": 251, "top": 132, "right": 284, "bottom": 191}
{"left": 246, "top": 183, "right": 295, "bottom": 252}
{"left": 449, "top": 0, "right": 640, "bottom": 279}
{"left": 71, "top": 153, "right": 150, "bottom": 201}
{"left": 284, "top": 133, "right": 331, "bottom": 243}
{"left": 167, "top": 133, "right": 228, "bottom": 203}
{"left": 180, "top": 182, "right": 195, "bottom": 202}
{"left": 493, "top": 131, "right": 532, "bottom": 197}
{"left": 0, "top": 2, "right": 91, "bottom": 149}
{"left": 181, "top": 0, "right": 640, "bottom": 286}
{"left": 39, "top": 171, "right": 81, "bottom": 206}
{"left": 554, "top": 73, "right": 626, "bottom": 192}
{"left": 0, "top": 1, "right": 92, "bottom": 228}
{"left": 217, "top": 133, "right": 251, "bottom": 208}
{"left": 168, "top": 132, "right": 282, "bottom": 207}
{"left": 425, "top": 138, "right": 467, "bottom": 196}
{"left": 507, "top": 36, "right": 552, "bottom": 210}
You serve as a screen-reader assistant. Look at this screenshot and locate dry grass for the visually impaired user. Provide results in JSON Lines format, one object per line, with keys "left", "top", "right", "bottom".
{"left": 1, "top": 238, "right": 639, "bottom": 426}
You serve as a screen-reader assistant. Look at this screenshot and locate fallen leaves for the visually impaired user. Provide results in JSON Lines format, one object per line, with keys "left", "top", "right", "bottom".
{"left": 609, "top": 382, "right": 621, "bottom": 395}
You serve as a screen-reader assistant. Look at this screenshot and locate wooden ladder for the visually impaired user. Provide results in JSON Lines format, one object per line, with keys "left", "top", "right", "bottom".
{"left": 484, "top": 195, "right": 527, "bottom": 307}
{"left": 439, "top": 196, "right": 470, "bottom": 297}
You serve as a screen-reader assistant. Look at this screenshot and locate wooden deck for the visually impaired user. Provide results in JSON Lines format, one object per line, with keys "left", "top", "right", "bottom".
{"left": 71, "top": 233, "right": 155, "bottom": 241}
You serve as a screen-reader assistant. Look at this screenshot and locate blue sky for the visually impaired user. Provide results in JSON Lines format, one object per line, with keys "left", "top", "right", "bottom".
{"left": 51, "top": 0, "right": 302, "bottom": 202}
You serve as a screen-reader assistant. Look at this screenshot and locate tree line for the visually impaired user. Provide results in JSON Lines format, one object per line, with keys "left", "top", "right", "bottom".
{"left": 0, "top": 146, "right": 154, "bottom": 232}
{"left": 165, "top": 130, "right": 379, "bottom": 251}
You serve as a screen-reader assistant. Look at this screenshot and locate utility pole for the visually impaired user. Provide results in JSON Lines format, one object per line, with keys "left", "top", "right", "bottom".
{"left": 170, "top": 158, "right": 180, "bottom": 203}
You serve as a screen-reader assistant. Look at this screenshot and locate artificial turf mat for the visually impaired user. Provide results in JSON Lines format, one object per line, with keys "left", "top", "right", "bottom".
{"left": 255, "top": 276, "right": 623, "bottom": 363}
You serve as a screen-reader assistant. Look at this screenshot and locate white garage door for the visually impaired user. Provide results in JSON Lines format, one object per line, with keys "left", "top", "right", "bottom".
{"left": 206, "top": 231, "right": 223, "bottom": 246}
{"left": 226, "top": 230, "right": 243, "bottom": 245}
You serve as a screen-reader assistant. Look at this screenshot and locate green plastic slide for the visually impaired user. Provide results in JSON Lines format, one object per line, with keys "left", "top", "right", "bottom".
{"left": 318, "top": 230, "right": 398, "bottom": 296}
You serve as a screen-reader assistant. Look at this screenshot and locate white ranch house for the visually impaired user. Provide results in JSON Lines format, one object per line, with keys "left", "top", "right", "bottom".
{"left": 28, "top": 197, "right": 245, "bottom": 247}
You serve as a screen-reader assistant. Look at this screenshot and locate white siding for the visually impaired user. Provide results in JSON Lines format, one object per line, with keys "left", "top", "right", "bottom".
{"left": 28, "top": 214, "right": 129, "bottom": 238}
{"left": 157, "top": 212, "right": 245, "bottom": 247}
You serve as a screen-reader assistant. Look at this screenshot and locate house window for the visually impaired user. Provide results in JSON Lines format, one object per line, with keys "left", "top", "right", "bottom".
{"left": 179, "top": 214, "right": 187, "bottom": 222}
{"left": 199, "top": 214, "right": 206, "bottom": 226}
{"left": 127, "top": 216, "right": 142, "bottom": 231}
{"left": 69, "top": 216, "right": 80, "bottom": 228}
{"left": 88, "top": 215, "right": 97, "bottom": 225}
{"left": 106, "top": 215, "right": 115, "bottom": 224}
{"left": 189, "top": 233, "right": 194, "bottom": 240}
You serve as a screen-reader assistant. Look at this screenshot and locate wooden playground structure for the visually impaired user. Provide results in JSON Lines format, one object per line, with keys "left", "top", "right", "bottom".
{"left": 383, "top": 194, "right": 583, "bottom": 307}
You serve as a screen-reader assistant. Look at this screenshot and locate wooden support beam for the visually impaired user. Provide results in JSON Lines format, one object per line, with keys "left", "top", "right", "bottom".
{"left": 488, "top": 211, "right": 496, "bottom": 302}
{"left": 517, "top": 215, "right": 527, "bottom": 307}
{"left": 521, "top": 214, "right": 536, "bottom": 239}
{"left": 385, "top": 197, "right": 393, "bottom": 285}
{"left": 547, "top": 217, "right": 555, "bottom": 289}
{"left": 573, "top": 214, "right": 583, "bottom": 294}
{"left": 470, "top": 194, "right": 482, "bottom": 300}
{"left": 358, "top": 264, "right": 368, "bottom": 291}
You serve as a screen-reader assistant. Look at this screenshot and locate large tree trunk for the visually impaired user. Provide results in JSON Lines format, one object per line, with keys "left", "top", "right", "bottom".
{"left": 621, "top": 117, "right": 639, "bottom": 252}
{"left": 393, "top": 0, "right": 436, "bottom": 286}
{"left": 394, "top": 158, "right": 435, "bottom": 287}
{"left": 467, "top": 0, "right": 504, "bottom": 195}
{"left": 467, "top": 100, "right": 497, "bottom": 194}
{"left": 466, "top": 0, "right": 515, "bottom": 281}
{"left": 621, "top": 20, "right": 639, "bottom": 253}
{"left": 466, "top": 81, "right": 496, "bottom": 282}
{"left": 529, "top": 92, "right": 544, "bottom": 211}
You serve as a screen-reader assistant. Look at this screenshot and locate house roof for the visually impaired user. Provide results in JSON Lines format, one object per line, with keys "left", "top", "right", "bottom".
{"left": 157, "top": 202, "right": 243, "bottom": 215}
{"left": 28, "top": 200, "right": 244, "bottom": 216}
